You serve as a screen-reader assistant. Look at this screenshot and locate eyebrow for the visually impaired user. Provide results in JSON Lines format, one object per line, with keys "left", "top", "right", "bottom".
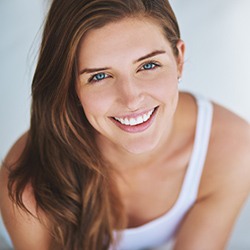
{"left": 79, "top": 50, "right": 166, "bottom": 75}
{"left": 79, "top": 67, "right": 110, "bottom": 75}
{"left": 134, "top": 50, "right": 166, "bottom": 63}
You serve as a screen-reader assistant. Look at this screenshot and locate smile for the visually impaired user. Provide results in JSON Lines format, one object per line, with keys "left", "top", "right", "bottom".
{"left": 111, "top": 107, "right": 158, "bottom": 133}
{"left": 114, "top": 109, "right": 154, "bottom": 126}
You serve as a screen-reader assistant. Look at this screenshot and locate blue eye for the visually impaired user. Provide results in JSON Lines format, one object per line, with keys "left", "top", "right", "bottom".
{"left": 142, "top": 62, "right": 159, "bottom": 71}
{"left": 89, "top": 72, "right": 108, "bottom": 83}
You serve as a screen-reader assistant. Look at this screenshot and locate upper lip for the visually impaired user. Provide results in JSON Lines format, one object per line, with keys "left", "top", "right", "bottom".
{"left": 111, "top": 106, "right": 158, "bottom": 119}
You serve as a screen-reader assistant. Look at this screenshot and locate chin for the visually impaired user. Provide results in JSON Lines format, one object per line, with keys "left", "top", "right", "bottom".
{"left": 121, "top": 138, "right": 160, "bottom": 155}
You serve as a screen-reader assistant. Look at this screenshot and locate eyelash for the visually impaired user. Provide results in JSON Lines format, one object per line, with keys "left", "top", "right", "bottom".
{"left": 87, "top": 61, "right": 161, "bottom": 83}
{"left": 88, "top": 72, "right": 110, "bottom": 83}
{"left": 139, "top": 61, "right": 161, "bottom": 72}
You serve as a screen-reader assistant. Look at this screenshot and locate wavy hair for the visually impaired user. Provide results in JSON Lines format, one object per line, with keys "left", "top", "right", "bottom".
{"left": 8, "top": 0, "right": 181, "bottom": 249}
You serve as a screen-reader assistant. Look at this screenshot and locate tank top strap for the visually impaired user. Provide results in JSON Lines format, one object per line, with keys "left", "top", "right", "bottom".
{"left": 178, "top": 93, "right": 214, "bottom": 202}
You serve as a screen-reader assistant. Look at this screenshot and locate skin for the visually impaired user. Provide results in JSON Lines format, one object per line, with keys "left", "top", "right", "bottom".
{"left": 76, "top": 18, "right": 184, "bottom": 161}
{"left": 1, "top": 17, "right": 250, "bottom": 250}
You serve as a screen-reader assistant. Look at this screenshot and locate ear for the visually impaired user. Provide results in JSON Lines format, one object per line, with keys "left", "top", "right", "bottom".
{"left": 176, "top": 40, "right": 185, "bottom": 78}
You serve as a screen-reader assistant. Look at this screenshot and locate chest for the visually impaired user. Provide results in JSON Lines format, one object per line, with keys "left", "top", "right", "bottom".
{"left": 119, "top": 166, "right": 187, "bottom": 228}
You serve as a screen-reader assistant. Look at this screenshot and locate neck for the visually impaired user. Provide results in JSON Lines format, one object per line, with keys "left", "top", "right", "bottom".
{"left": 97, "top": 118, "right": 176, "bottom": 176}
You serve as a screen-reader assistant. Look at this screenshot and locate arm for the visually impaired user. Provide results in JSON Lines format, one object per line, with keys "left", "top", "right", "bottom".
{"left": 174, "top": 184, "right": 249, "bottom": 250}
{"left": 0, "top": 133, "right": 52, "bottom": 250}
{"left": 174, "top": 106, "right": 250, "bottom": 250}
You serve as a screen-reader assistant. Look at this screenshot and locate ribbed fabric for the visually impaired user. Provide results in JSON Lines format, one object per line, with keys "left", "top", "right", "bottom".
{"left": 111, "top": 94, "right": 213, "bottom": 250}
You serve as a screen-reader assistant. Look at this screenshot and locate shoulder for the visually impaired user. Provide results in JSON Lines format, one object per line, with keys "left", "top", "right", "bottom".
{"left": 0, "top": 132, "right": 51, "bottom": 250}
{"left": 201, "top": 101, "right": 250, "bottom": 196}
{"left": 2, "top": 132, "right": 28, "bottom": 169}
{"left": 0, "top": 132, "right": 29, "bottom": 206}
{"left": 212, "top": 102, "right": 250, "bottom": 146}
{"left": 174, "top": 100, "right": 250, "bottom": 249}
{"left": 0, "top": 132, "right": 33, "bottom": 216}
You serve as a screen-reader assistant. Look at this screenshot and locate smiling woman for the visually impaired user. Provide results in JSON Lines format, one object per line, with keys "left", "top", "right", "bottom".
{"left": 0, "top": 1, "right": 250, "bottom": 250}
{"left": 76, "top": 18, "right": 184, "bottom": 154}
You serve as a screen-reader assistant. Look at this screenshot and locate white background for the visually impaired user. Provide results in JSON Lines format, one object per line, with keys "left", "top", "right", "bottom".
{"left": 0, "top": 0, "right": 249, "bottom": 249}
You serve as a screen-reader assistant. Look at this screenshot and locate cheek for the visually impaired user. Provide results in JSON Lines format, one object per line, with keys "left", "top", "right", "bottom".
{"left": 150, "top": 72, "right": 178, "bottom": 101}
{"left": 77, "top": 89, "right": 114, "bottom": 120}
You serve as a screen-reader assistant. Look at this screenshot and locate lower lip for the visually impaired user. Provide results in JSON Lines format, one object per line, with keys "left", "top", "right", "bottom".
{"left": 111, "top": 107, "right": 158, "bottom": 133}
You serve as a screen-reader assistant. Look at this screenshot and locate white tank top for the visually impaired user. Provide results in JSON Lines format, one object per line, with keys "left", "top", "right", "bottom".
{"left": 110, "top": 94, "right": 213, "bottom": 250}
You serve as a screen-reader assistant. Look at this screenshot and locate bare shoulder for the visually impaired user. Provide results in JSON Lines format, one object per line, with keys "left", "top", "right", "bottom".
{"left": 0, "top": 132, "right": 29, "bottom": 203}
{"left": 0, "top": 132, "right": 51, "bottom": 250}
{"left": 212, "top": 102, "right": 250, "bottom": 146}
{"left": 2, "top": 132, "right": 29, "bottom": 169}
{"left": 174, "top": 103, "right": 250, "bottom": 249}
{"left": 0, "top": 132, "right": 30, "bottom": 214}
{"left": 202, "top": 102, "right": 250, "bottom": 194}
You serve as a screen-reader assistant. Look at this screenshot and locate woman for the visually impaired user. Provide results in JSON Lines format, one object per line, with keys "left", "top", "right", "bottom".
{"left": 0, "top": 0, "right": 249, "bottom": 249}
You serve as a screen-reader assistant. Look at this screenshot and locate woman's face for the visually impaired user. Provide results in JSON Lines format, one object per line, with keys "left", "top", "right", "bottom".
{"left": 76, "top": 17, "right": 184, "bottom": 155}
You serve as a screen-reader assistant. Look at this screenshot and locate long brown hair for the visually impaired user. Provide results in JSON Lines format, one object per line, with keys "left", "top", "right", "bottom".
{"left": 8, "top": 0, "right": 181, "bottom": 249}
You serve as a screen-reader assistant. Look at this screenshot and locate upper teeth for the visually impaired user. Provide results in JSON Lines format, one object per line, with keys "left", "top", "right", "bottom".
{"left": 114, "top": 109, "right": 154, "bottom": 126}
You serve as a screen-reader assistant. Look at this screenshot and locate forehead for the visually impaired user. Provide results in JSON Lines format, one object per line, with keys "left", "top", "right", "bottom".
{"left": 77, "top": 17, "right": 172, "bottom": 65}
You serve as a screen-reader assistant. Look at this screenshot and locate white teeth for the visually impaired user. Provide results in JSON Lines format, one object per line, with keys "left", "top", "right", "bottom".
{"left": 124, "top": 118, "right": 130, "bottom": 125}
{"left": 143, "top": 113, "right": 149, "bottom": 121}
{"left": 130, "top": 118, "right": 137, "bottom": 126}
{"left": 114, "top": 109, "right": 155, "bottom": 126}
{"left": 136, "top": 116, "right": 143, "bottom": 124}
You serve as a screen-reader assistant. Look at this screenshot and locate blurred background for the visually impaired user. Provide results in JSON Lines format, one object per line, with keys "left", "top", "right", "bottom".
{"left": 0, "top": 0, "right": 249, "bottom": 249}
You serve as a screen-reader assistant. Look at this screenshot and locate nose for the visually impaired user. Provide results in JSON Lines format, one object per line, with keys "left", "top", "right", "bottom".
{"left": 116, "top": 76, "right": 144, "bottom": 111}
